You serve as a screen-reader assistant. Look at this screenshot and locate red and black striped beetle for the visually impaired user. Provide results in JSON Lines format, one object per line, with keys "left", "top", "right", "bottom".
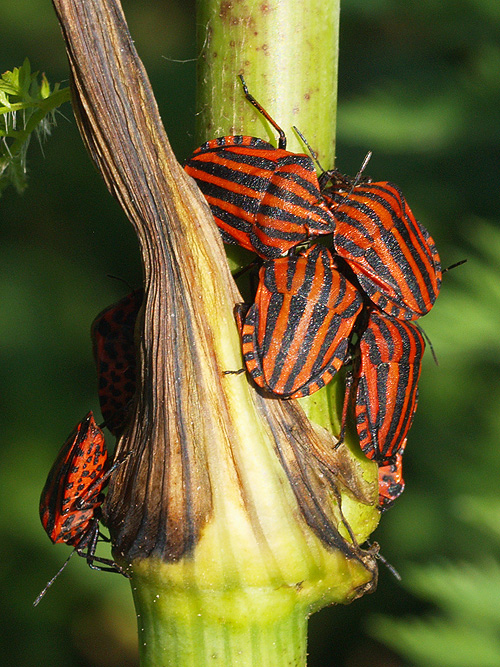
{"left": 39, "top": 412, "right": 111, "bottom": 551}
{"left": 36, "top": 412, "right": 127, "bottom": 605}
{"left": 353, "top": 309, "right": 425, "bottom": 465}
{"left": 240, "top": 244, "right": 363, "bottom": 398}
{"left": 184, "top": 77, "right": 335, "bottom": 259}
{"left": 91, "top": 289, "right": 143, "bottom": 435}
{"left": 377, "top": 440, "right": 406, "bottom": 510}
{"left": 322, "top": 180, "right": 442, "bottom": 321}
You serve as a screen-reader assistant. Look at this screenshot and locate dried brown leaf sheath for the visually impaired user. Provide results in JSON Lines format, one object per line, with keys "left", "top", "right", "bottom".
{"left": 52, "top": 0, "right": 378, "bottom": 593}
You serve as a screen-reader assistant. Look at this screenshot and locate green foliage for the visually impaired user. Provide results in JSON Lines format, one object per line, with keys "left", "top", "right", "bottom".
{"left": 371, "top": 492, "right": 500, "bottom": 667}
{"left": 0, "top": 59, "right": 70, "bottom": 195}
{"left": 459, "top": 496, "right": 500, "bottom": 543}
{"left": 373, "top": 616, "right": 500, "bottom": 667}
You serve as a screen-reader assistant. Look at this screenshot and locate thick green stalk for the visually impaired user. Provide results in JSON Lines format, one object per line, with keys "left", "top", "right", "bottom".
{"left": 133, "top": 560, "right": 308, "bottom": 667}
{"left": 197, "top": 0, "right": 339, "bottom": 162}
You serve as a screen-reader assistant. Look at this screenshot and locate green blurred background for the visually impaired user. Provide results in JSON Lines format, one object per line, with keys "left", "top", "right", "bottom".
{"left": 1, "top": 1, "right": 499, "bottom": 665}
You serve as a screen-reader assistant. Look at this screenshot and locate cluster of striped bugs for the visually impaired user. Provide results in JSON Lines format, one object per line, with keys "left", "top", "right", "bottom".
{"left": 37, "top": 77, "right": 447, "bottom": 602}
{"left": 185, "top": 76, "right": 443, "bottom": 511}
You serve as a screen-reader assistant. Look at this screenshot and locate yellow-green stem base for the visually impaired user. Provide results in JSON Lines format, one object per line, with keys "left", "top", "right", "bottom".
{"left": 133, "top": 576, "right": 308, "bottom": 667}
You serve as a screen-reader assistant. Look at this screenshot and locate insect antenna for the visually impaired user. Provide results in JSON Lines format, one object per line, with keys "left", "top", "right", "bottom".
{"left": 238, "top": 75, "right": 287, "bottom": 149}
{"left": 292, "top": 126, "right": 327, "bottom": 173}
{"left": 33, "top": 551, "right": 76, "bottom": 607}
{"left": 335, "top": 370, "right": 354, "bottom": 450}
{"left": 105, "top": 274, "right": 135, "bottom": 291}
{"left": 352, "top": 151, "right": 372, "bottom": 187}
{"left": 442, "top": 259, "right": 467, "bottom": 274}
{"left": 364, "top": 541, "right": 401, "bottom": 581}
{"left": 415, "top": 322, "right": 439, "bottom": 367}
{"left": 376, "top": 550, "right": 402, "bottom": 581}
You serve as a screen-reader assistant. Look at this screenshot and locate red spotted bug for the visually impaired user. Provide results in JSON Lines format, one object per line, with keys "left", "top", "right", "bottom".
{"left": 322, "top": 181, "right": 442, "bottom": 321}
{"left": 240, "top": 244, "right": 363, "bottom": 398}
{"left": 377, "top": 440, "right": 406, "bottom": 510}
{"left": 184, "top": 77, "right": 335, "bottom": 259}
{"left": 353, "top": 309, "right": 425, "bottom": 465}
{"left": 35, "top": 412, "right": 127, "bottom": 605}
{"left": 91, "top": 289, "right": 143, "bottom": 435}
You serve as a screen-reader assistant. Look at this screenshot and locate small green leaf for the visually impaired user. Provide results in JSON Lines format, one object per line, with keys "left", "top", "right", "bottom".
{"left": 17, "top": 59, "right": 33, "bottom": 97}
{"left": 40, "top": 73, "right": 51, "bottom": 100}
{"left": 0, "top": 60, "right": 70, "bottom": 195}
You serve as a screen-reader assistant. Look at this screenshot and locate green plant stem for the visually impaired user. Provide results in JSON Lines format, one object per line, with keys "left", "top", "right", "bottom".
{"left": 133, "top": 562, "right": 308, "bottom": 667}
{"left": 196, "top": 0, "right": 340, "bottom": 163}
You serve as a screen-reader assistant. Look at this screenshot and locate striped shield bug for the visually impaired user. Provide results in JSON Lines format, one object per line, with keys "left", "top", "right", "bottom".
{"left": 184, "top": 77, "right": 335, "bottom": 259}
{"left": 91, "top": 289, "right": 143, "bottom": 435}
{"left": 377, "top": 440, "right": 406, "bottom": 510}
{"left": 354, "top": 309, "right": 425, "bottom": 464}
{"left": 240, "top": 244, "right": 363, "bottom": 398}
{"left": 35, "top": 412, "right": 128, "bottom": 605}
{"left": 322, "top": 181, "right": 442, "bottom": 321}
